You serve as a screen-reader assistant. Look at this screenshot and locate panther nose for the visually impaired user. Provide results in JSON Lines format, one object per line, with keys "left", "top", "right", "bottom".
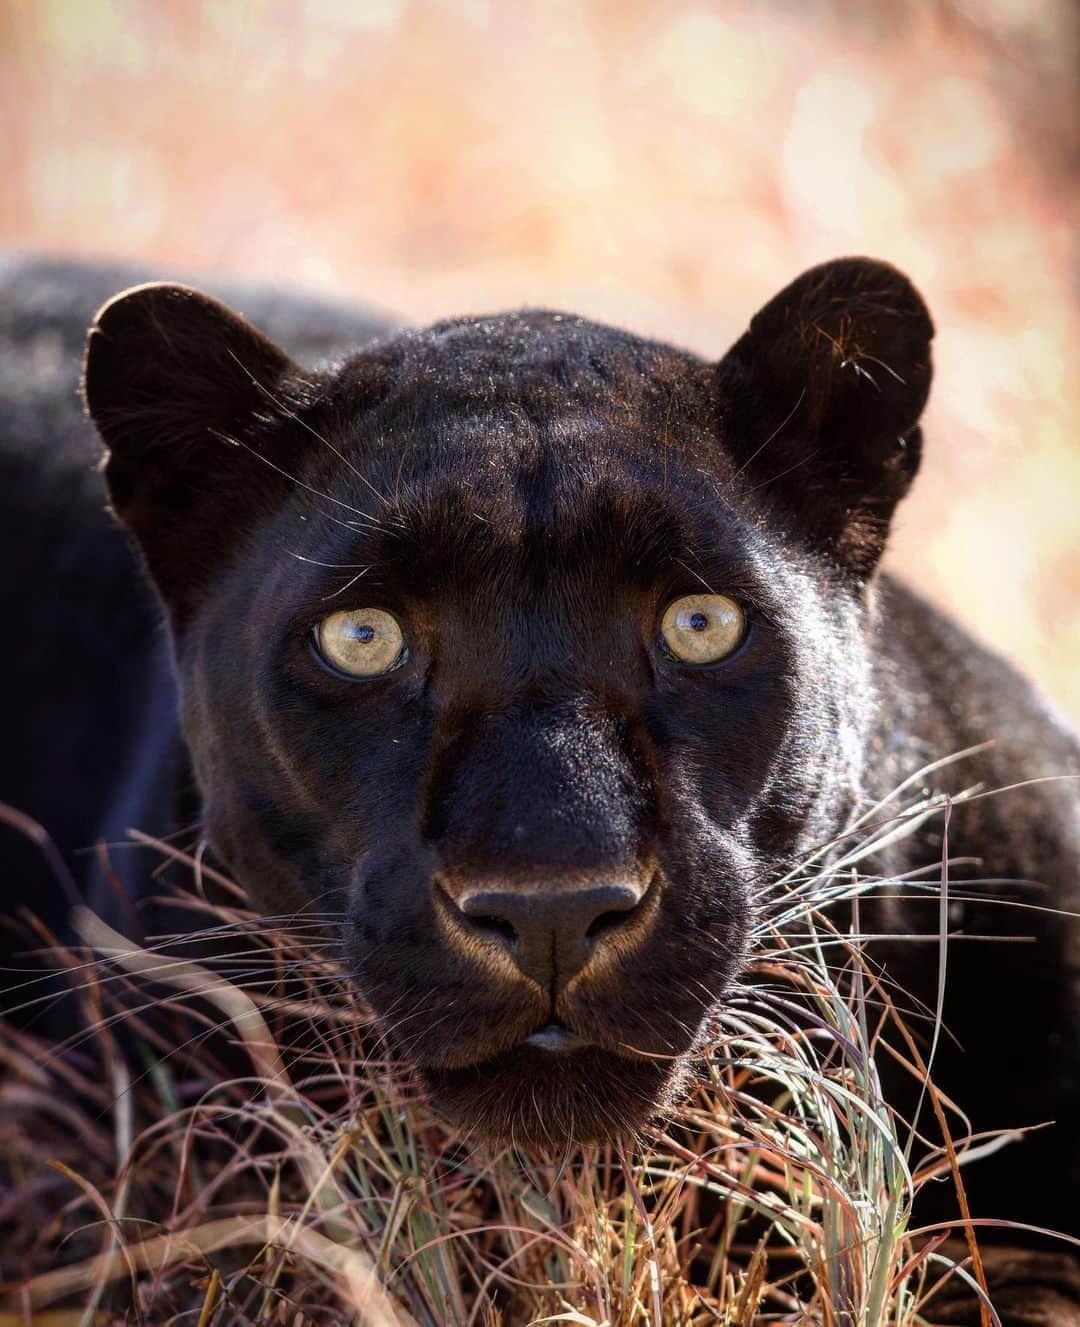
{"left": 449, "top": 880, "right": 652, "bottom": 992}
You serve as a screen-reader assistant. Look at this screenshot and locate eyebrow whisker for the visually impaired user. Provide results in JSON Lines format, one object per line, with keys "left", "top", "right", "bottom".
{"left": 320, "top": 567, "right": 372, "bottom": 600}
{"left": 211, "top": 427, "right": 377, "bottom": 524}
{"left": 287, "top": 553, "right": 370, "bottom": 570}
{"left": 227, "top": 348, "right": 391, "bottom": 510}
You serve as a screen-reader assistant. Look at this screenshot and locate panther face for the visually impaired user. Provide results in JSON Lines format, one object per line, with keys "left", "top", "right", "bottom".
{"left": 85, "top": 259, "right": 932, "bottom": 1146}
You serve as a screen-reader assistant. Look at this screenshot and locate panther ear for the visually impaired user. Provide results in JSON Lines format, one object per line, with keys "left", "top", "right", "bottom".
{"left": 84, "top": 283, "right": 315, "bottom": 626}
{"left": 715, "top": 257, "right": 934, "bottom": 581}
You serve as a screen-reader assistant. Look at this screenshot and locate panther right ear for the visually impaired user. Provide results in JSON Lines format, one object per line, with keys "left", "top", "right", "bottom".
{"left": 84, "top": 283, "right": 315, "bottom": 626}
{"left": 714, "top": 257, "right": 934, "bottom": 582}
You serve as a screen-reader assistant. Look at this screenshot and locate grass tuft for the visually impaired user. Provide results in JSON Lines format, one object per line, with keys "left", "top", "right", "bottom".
{"left": 0, "top": 777, "right": 1046, "bottom": 1325}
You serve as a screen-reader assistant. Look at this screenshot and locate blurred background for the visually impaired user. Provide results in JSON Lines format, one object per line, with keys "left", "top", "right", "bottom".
{"left": 2, "top": 0, "right": 1077, "bottom": 721}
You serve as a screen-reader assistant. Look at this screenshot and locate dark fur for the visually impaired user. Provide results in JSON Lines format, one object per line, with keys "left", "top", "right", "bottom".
{"left": 2, "top": 256, "right": 1076, "bottom": 1268}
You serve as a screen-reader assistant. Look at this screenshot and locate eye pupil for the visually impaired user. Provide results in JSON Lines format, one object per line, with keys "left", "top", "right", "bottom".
{"left": 688, "top": 612, "right": 708, "bottom": 632}
{"left": 351, "top": 624, "right": 375, "bottom": 643}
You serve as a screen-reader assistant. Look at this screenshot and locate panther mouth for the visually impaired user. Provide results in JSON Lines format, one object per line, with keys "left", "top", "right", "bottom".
{"left": 392, "top": 976, "right": 713, "bottom": 1146}
{"left": 521, "top": 1019, "right": 590, "bottom": 1052}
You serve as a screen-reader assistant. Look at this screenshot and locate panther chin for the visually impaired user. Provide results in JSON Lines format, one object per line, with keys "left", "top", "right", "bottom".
{"left": 417, "top": 1024, "right": 694, "bottom": 1150}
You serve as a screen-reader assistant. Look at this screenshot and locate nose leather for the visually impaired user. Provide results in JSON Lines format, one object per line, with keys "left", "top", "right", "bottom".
{"left": 456, "top": 881, "right": 647, "bottom": 992}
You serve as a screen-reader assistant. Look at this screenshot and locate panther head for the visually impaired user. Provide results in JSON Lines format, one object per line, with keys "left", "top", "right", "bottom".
{"left": 84, "top": 258, "right": 932, "bottom": 1147}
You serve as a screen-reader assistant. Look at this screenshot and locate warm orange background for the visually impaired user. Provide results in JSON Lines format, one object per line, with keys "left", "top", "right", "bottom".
{"left": 3, "top": 0, "right": 1077, "bottom": 722}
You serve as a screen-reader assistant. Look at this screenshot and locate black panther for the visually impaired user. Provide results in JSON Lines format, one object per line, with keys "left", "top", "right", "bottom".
{"left": 1, "top": 255, "right": 1076, "bottom": 1314}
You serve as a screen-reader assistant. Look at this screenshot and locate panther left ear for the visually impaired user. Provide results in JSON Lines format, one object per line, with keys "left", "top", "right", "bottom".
{"left": 84, "top": 283, "right": 316, "bottom": 627}
{"left": 715, "top": 257, "right": 934, "bottom": 581}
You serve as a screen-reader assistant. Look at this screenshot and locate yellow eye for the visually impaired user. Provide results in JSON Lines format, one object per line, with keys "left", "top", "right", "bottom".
{"left": 314, "top": 608, "right": 407, "bottom": 678}
{"left": 659, "top": 594, "right": 745, "bottom": 665}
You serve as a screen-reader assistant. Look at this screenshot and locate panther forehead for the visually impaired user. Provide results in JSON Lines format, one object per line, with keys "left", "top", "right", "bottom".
{"left": 319, "top": 307, "right": 712, "bottom": 459}
{"left": 376, "top": 307, "right": 705, "bottom": 386}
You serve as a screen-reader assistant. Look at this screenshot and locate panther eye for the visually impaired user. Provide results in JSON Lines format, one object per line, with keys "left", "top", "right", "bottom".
{"left": 659, "top": 594, "right": 745, "bottom": 665}
{"left": 313, "top": 608, "right": 407, "bottom": 678}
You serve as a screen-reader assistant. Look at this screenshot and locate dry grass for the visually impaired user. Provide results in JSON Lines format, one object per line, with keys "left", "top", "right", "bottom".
{"left": 0, "top": 771, "right": 1043, "bottom": 1325}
